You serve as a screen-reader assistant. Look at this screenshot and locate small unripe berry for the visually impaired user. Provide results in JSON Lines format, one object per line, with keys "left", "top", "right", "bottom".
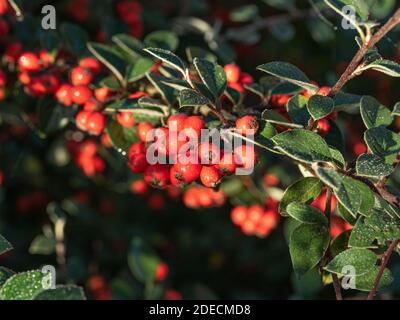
{"left": 200, "top": 165, "right": 221, "bottom": 188}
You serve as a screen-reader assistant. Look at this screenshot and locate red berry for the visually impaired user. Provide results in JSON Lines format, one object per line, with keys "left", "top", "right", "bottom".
{"left": 94, "top": 87, "right": 112, "bottom": 102}
{"left": 231, "top": 206, "right": 248, "bottom": 225}
{"left": 137, "top": 122, "right": 154, "bottom": 142}
{"left": 128, "top": 141, "right": 146, "bottom": 160}
{"left": 239, "top": 72, "right": 253, "bottom": 85}
{"left": 4, "top": 42, "right": 22, "bottom": 63}
{"left": 18, "top": 71, "right": 31, "bottom": 85}
{"left": 144, "top": 164, "right": 170, "bottom": 189}
{"left": 0, "top": 0, "right": 8, "bottom": 15}
{"left": 128, "top": 91, "right": 149, "bottom": 99}
{"left": 0, "top": 19, "right": 8, "bottom": 37}
{"left": 70, "top": 66, "right": 93, "bottom": 86}
{"left": 18, "top": 52, "right": 41, "bottom": 72}
{"left": 70, "top": 85, "right": 93, "bottom": 105}
{"left": 198, "top": 142, "right": 220, "bottom": 165}
{"left": 263, "top": 173, "right": 280, "bottom": 186}
{"left": 83, "top": 99, "right": 98, "bottom": 111}
{"left": 200, "top": 166, "right": 221, "bottom": 188}
{"left": 217, "top": 153, "right": 237, "bottom": 175}
{"left": 224, "top": 63, "right": 241, "bottom": 84}
{"left": 0, "top": 69, "right": 6, "bottom": 86}
{"left": 167, "top": 114, "right": 188, "bottom": 132}
{"left": 128, "top": 153, "right": 148, "bottom": 173}
{"left": 234, "top": 145, "right": 257, "bottom": 170}
{"left": 76, "top": 111, "right": 92, "bottom": 131}
{"left": 130, "top": 180, "right": 148, "bottom": 195}
{"left": 183, "top": 116, "right": 205, "bottom": 139}
{"left": 317, "top": 118, "right": 330, "bottom": 136}
{"left": 155, "top": 262, "right": 169, "bottom": 282}
{"left": 170, "top": 162, "right": 202, "bottom": 186}
{"left": 39, "top": 50, "right": 54, "bottom": 67}
{"left": 55, "top": 84, "right": 73, "bottom": 106}
{"left": 0, "top": 87, "right": 4, "bottom": 101}
{"left": 117, "top": 112, "right": 135, "bottom": 128}
{"left": 247, "top": 205, "right": 264, "bottom": 222}
{"left": 87, "top": 112, "right": 106, "bottom": 136}
{"left": 317, "top": 86, "right": 331, "bottom": 96}
{"left": 236, "top": 115, "right": 259, "bottom": 136}
{"left": 79, "top": 57, "right": 101, "bottom": 74}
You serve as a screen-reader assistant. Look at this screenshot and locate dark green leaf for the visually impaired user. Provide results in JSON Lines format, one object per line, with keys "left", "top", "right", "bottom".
{"left": 179, "top": 89, "right": 209, "bottom": 107}
{"left": 106, "top": 119, "right": 139, "bottom": 154}
{"left": 271, "top": 129, "right": 332, "bottom": 163}
{"left": 146, "top": 73, "right": 178, "bottom": 105}
{"left": 307, "top": 95, "right": 334, "bottom": 120}
{"left": 193, "top": 58, "right": 227, "bottom": 100}
{"left": 60, "top": 23, "right": 89, "bottom": 56}
{"left": 257, "top": 61, "right": 318, "bottom": 93}
{"left": 287, "top": 94, "right": 311, "bottom": 126}
{"left": 360, "top": 96, "right": 393, "bottom": 129}
{"left": 127, "top": 57, "right": 154, "bottom": 82}
{"left": 185, "top": 47, "right": 217, "bottom": 63}
{"left": 355, "top": 267, "right": 393, "bottom": 291}
{"left": 230, "top": 5, "right": 259, "bottom": 22}
{"left": 359, "top": 59, "right": 400, "bottom": 77}
{"left": 144, "top": 48, "right": 186, "bottom": 76}
{"left": 364, "top": 126, "right": 400, "bottom": 164}
{"left": 349, "top": 217, "right": 379, "bottom": 249}
{"left": 29, "top": 235, "right": 55, "bottom": 255}
{"left": 0, "top": 234, "right": 12, "bottom": 255}
{"left": 0, "top": 267, "right": 14, "bottom": 287}
{"left": 144, "top": 31, "right": 179, "bottom": 51}
{"left": 286, "top": 202, "right": 328, "bottom": 225}
{"left": 391, "top": 102, "right": 400, "bottom": 116}
{"left": 289, "top": 224, "right": 330, "bottom": 276}
{"left": 34, "top": 285, "right": 86, "bottom": 300}
{"left": 261, "top": 109, "right": 303, "bottom": 128}
{"left": 112, "top": 34, "right": 144, "bottom": 60}
{"left": 356, "top": 153, "right": 394, "bottom": 177}
{"left": 87, "top": 42, "right": 126, "bottom": 84}
{"left": 324, "top": 248, "right": 377, "bottom": 276}
{"left": 279, "top": 177, "right": 323, "bottom": 215}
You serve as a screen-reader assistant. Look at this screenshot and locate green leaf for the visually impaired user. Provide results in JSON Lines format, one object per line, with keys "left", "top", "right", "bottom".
{"left": 100, "top": 77, "right": 121, "bottom": 90}
{"left": 392, "top": 102, "right": 400, "bottom": 116}
{"left": 271, "top": 129, "right": 332, "bottom": 163}
{"left": 186, "top": 47, "right": 217, "bottom": 63}
{"left": 127, "top": 237, "right": 160, "bottom": 284}
{"left": 34, "top": 285, "right": 86, "bottom": 300}
{"left": 289, "top": 224, "right": 330, "bottom": 276}
{"left": 112, "top": 34, "right": 144, "bottom": 60}
{"left": 257, "top": 61, "right": 318, "bottom": 93}
{"left": 307, "top": 95, "right": 334, "bottom": 120}
{"left": 193, "top": 58, "right": 227, "bottom": 100}
{"left": 0, "top": 270, "right": 47, "bottom": 300}
{"left": 356, "top": 153, "right": 394, "bottom": 177}
{"left": 355, "top": 267, "right": 393, "bottom": 291}
{"left": 333, "top": 92, "right": 362, "bottom": 112}
{"left": 348, "top": 217, "right": 379, "bottom": 249}
{"left": 144, "top": 31, "right": 179, "bottom": 51}
{"left": 330, "top": 230, "right": 350, "bottom": 257}
{"left": 286, "top": 202, "right": 328, "bottom": 225}
{"left": 127, "top": 57, "right": 154, "bottom": 82}
{"left": 37, "top": 101, "right": 76, "bottom": 137}
{"left": 144, "top": 48, "right": 186, "bottom": 76}
{"left": 106, "top": 119, "right": 139, "bottom": 154}
{"left": 225, "top": 86, "right": 242, "bottom": 106}
{"left": 324, "top": 248, "right": 377, "bottom": 276}
{"left": 179, "top": 89, "right": 209, "bottom": 108}
{"left": 364, "top": 126, "right": 400, "bottom": 164}
{"left": 39, "top": 30, "right": 60, "bottom": 54}
{"left": 230, "top": 4, "right": 259, "bottom": 22}
{"left": 60, "top": 22, "right": 89, "bottom": 56}
{"left": 87, "top": 42, "right": 126, "bottom": 85}
{"left": 258, "top": 121, "right": 277, "bottom": 139}
{"left": 0, "top": 267, "right": 14, "bottom": 287}
{"left": 364, "top": 207, "right": 400, "bottom": 244}
{"left": 279, "top": 177, "right": 323, "bottom": 215}
{"left": 146, "top": 73, "right": 178, "bottom": 106}
{"left": 328, "top": 0, "right": 369, "bottom": 20}
{"left": 261, "top": 109, "right": 303, "bottom": 128}
{"left": 0, "top": 234, "right": 12, "bottom": 255}
{"left": 29, "top": 235, "right": 55, "bottom": 255}
{"left": 359, "top": 59, "right": 400, "bottom": 77}
{"left": 365, "top": 0, "right": 395, "bottom": 19}
{"left": 287, "top": 94, "right": 311, "bottom": 126}
{"left": 360, "top": 96, "right": 393, "bottom": 129}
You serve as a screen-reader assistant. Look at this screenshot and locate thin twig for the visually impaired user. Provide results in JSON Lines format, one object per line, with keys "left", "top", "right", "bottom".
{"left": 329, "top": 9, "right": 400, "bottom": 96}
{"left": 366, "top": 239, "right": 399, "bottom": 300}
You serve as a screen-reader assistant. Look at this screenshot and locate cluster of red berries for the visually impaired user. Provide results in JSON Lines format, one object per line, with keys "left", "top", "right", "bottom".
{"left": 68, "top": 139, "right": 105, "bottom": 177}
{"left": 127, "top": 113, "right": 259, "bottom": 190}
{"left": 116, "top": 0, "right": 143, "bottom": 39}
{"left": 223, "top": 63, "right": 254, "bottom": 93}
{"left": 182, "top": 185, "right": 226, "bottom": 209}
{"left": 230, "top": 202, "right": 280, "bottom": 238}
{"left": 88, "top": 274, "right": 112, "bottom": 300}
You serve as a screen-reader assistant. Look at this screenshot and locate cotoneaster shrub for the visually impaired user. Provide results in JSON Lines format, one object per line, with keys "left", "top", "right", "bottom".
{"left": 0, "top": 0, "right": 400, "bottom": 300}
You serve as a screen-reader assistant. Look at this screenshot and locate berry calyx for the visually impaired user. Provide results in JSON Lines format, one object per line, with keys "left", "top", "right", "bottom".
{"left": 144, "top": 164, "right": 170, "bottom": 189}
